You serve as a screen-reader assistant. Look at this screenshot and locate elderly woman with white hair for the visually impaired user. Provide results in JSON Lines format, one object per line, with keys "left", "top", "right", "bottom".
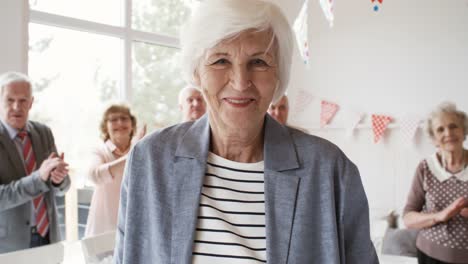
{"left": 404, "top": 102, "right": 468, "bottom": 264}
{"left": 114, "top": 0, "right": 377, "bottom": 263}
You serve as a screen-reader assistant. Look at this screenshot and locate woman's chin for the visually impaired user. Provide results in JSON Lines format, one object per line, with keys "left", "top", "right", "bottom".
{"left": 111, "top": 134, "right": 131, "bottom": 141}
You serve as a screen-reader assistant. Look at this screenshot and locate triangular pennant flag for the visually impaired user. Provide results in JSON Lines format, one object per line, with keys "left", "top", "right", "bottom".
{"left": 399, "top": 116, "right": 422, "bottom": 147}
{"left": 319, "top": 0, "right": 334, "bottom": 27}
{"left": 320, "top": 100, "right": 339, "bottom": 127}
{"left": 292, "top": 89, "right": 314, "bottom": 115}
{"left": 372, "top": 114, "right": 393, "bottom": 143}
{"left": 293, "top": 0, "right": 310, "bottom": 65}
{"left": 371, "top": 0, "right": 383, "bottom": 11}
{"left": 343, "top": 109, "right": 364, "bottom": 139}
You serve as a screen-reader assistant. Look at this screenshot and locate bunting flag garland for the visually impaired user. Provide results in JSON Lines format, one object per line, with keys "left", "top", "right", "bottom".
{"left": 320, "top": 100, "right": 339, "bottom": 127}
{"left": 372, "top": 114, "right": 393, "bottom": 143}
{"left": 343, "top": 110, "right": 365, "bottom": 139}
{"left": 293, "top": 0, "right": 310, "bottom": 65}
{"left": 399, "top": 116, "right": 422, "bottom": 146}
{"left": 319, "top": 0, "right": 335, "bottom": 27}
{"left": 292, "top": 89, "right": 314, "bottom": 116}
{"left": 371, "top": 0, "right": 383, "bottom": 12}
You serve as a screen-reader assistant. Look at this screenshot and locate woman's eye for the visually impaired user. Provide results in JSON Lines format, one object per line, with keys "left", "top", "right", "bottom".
{"left": 212, "top": 58, "right": 229, "bottom": 65}
{"left": 251, "top": 59, "right": 268, "bottom": 66}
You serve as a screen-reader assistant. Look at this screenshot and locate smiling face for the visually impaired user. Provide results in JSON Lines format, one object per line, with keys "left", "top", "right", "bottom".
{"left": 431, "top": 112, "right": 466, "bottom": 152}
{"left": 0, "top": 81, "right": 34, "bottom": 130}
{"left": 194, "top": 30, "right": 278, "bottom": 133}
{"left": 106, "top": 111, "right": 133, "bottom": 143}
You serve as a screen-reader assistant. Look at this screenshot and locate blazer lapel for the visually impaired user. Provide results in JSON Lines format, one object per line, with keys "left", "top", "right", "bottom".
{"left": 169, "top": 115, "right": 302, "bottom": 263}
{"left": 0, "top": 122, "right": 26, "bottom": 179}
{"left": 263, "top": 115, "right": 301, "bottom": 264}
{"left": 171, "top": 115, "right": 210, "bottom": 264}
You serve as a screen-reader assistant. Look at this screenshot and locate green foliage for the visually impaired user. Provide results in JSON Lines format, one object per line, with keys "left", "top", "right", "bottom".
{"left": 130, "top": 0, "right": 192, "bottom": 130}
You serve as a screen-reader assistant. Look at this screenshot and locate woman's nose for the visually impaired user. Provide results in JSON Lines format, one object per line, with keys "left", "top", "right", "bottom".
{"left": 230, "top": 65, "right": 251, "bottom": 91}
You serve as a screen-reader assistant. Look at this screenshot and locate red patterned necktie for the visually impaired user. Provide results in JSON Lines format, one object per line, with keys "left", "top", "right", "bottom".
{"left": 17, "top": 131, "right": 49, "bottom": 237}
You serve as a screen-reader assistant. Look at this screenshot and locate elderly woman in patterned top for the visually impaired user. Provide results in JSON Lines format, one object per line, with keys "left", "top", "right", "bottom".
{"left": 113, "top": 0, "right": 378, "bottom": 263}
{"left": 404, "top": 102, "right": 468, "bottom": 264}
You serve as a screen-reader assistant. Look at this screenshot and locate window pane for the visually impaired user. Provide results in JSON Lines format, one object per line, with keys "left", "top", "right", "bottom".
{"left": 132, "top": 0, "right": 191, "bottom": 36}
{"left": 28, "top": 23, "right": 122, "bottom": 186}
{"left": 29, "top": 0, "right": 121, "bottom": 26}
{"left": 131, "top": 41, "right": 184, "bottom": 130}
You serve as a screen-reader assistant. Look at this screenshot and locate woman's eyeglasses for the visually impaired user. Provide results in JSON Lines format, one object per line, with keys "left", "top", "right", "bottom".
{"left": 107, "top": 115, "right": 131, "bottom": 123}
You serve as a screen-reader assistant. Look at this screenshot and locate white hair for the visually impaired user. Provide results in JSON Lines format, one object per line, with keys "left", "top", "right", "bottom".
{"left": 180, "top": 0, "right": 293, "bottom": 103}
{"left": 0, "top": 71, "right": 32, "bottom": 95}
{"left": 178, "top": 85, "right": 200, "bottom": 105}
{"left": 426, "top": 101, "right": 468, "bottom": 138}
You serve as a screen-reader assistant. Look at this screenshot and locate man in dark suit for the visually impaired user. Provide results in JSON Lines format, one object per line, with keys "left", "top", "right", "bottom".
{"left": 0, "top": 71, "right": 70, "bottom": 254}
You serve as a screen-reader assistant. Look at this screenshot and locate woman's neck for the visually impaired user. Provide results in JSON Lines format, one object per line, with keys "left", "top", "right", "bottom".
{"left": 440, "top": 148, "right": 466, "bottom": 173}
{"left": 210, "top": 122, "right": 264, "bottom": 163}
{"left": 111, "top": 137, "right": 131, "bottom": 154}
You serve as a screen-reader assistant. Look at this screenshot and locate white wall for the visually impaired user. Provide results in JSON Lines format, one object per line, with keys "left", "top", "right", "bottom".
{"left": 280, "top": 0, "right": 468, "bottom": 218}
{"left": 0, "top": 0, "right": 28, "bottom": 73}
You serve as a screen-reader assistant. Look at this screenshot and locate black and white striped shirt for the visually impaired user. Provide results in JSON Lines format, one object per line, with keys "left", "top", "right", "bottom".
{"left": 192, "top": 152, "right": 266, "bottom": 263}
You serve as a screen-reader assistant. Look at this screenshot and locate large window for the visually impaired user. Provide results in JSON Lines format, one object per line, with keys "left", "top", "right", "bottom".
{"left": 132, "top": 42, "right": 184, "bottom": 128}
{"left": 28, "top": 0, "right": 195, "bottom": 240}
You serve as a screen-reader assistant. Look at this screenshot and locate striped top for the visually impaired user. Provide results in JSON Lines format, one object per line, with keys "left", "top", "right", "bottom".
{"left": 192, "top": 152, "right": 266, "bottom": 264}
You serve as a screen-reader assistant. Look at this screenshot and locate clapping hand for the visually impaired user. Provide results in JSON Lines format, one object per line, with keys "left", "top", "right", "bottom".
{"left": 39, "top": 152, "right": 69, "bottom": 184}
{"left": 435, "top": 197, "right": 468, "bottom": 223}
{"left": 131, "top": 124, "right": 147, "bottom": 145}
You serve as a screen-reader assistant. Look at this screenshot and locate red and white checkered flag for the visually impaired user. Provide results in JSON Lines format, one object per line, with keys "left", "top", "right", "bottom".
{"left": 400, "top": 116, "right": 422, "bottom": 146}
{"left": 372, "top": 114, "right": 393, "bottom": 143}
{"left": 320, "top": 100, "right": 339, "bottom": 127}
{"left": 292, "top": 89, "right": 314, "bottom": 115}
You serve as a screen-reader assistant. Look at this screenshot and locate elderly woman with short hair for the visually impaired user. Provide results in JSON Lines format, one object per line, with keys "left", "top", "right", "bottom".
{"left": 114, "top": 0, "right": 377, "bottom": 263}
{"left": 85, "top": 104, "right": 145, "bottom": 237}
{"left": 404, "top": 102, "right": 468, "bottom": 264}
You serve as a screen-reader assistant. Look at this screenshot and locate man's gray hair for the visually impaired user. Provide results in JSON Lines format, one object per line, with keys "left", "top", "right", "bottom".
{"left": 0, "top": 71, "right": 32, "bottom": 95}
{"left": 426, "top": 101, "right": 468, "bottom": 138}
{"left": 180, "top": 0, "right": 293, "bottom": 103}
{"left": 178, "top": 85, "right": 200, "bottom": 105}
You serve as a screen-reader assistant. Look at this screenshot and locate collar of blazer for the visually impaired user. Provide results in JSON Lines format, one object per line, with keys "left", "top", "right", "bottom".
{"left": 170, "top": 114, "right": 301, "bottom": 263}
{"left": 0, "top": 121, "right": 47, "bottom": 179}
{"left": 0, "top": 121, "right": 28, "bottom": 180}
{"left": 174, "top": 114, "right": 300, "bottom": 172}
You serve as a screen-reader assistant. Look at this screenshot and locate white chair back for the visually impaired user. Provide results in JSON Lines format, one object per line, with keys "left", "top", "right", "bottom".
{"left": 81, "top": 231, "right": 116, "bottom": 264}
{"left": 0, "top": 242, "right": 64, "bottom": 264}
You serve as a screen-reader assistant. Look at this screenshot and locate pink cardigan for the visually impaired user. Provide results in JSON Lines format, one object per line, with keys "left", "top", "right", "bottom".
{"left": 85, "top": 140, "right": 128, "bottom": 237}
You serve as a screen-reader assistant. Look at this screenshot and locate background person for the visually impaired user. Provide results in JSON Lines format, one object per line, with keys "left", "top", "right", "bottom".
{"left": 84, "top": 104, "right": 146, "bottom": 237}
{"left": 0, "top": 71, "right": 70, "bottom": 253}
{"left": 178, "top": 85, "right": 206, "bottom": 122}
{"left": 267, "top": 94, "right": 289, "bottom": 125}
{"left": 404, "top": 102, "right": 468, "bottom": 264}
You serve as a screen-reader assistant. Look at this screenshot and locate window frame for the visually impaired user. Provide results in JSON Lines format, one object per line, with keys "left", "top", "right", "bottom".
{"left": 29, "top": 0, "right": 180, "bottom": 101}
{"left": 28, "top": 0, "right": 183, "bottom": 241}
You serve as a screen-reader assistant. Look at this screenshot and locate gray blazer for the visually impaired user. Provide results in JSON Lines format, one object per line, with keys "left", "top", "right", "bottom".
{"left": 0, "top": 120, "right": 70, "bottom": 254}
{"left": 114, "top": 115, "right": 379, "bottom": 264}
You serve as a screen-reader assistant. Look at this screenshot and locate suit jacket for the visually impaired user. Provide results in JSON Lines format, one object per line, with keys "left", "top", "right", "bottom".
{"left": 0, "top": 120, "right": 70, "bottom": 254}
{"left": 114, "top": 115, "right": 379, "bottom": 264}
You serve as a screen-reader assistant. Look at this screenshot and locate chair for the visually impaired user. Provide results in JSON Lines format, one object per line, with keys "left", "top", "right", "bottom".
{"left": 0, "top": 242, "right": 64, "bottom": 264}
{"left": 80, "top": 231, "right": 116, "bottom": 264}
